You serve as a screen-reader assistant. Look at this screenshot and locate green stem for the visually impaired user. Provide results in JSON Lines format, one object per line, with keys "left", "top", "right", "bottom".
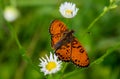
{"left": 87, "top": 10, "right": 107, "bottom": 31}
{"left": 7, "top": 22, "right": 28, "bottom": 61}
{"left": 6, "top": 22, "right": 40, "bottom": 73}
{"left": 83, "top": 6, "right": 110, "bottom": 36}
{"left": 84, "top": 0, "right": 119, "bottom": 34}
{"left": 61, "top": 63, "right": 68, "bottom": 73}
{"left": 57, "top": 63, "right": 68, "bottom": 79}
{"left": 90, "top": 43, "right": 120, "bottom": 66}
{"left": 7, "top": 22, "right": 22, "bottom": 49}
{"left": 47, "top": 74, "right": 53, "bottom": 79}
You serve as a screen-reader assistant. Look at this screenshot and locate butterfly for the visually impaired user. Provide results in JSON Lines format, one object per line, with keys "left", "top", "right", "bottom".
{"left": 49, "top": 20, "right": 89, "bottom": 67}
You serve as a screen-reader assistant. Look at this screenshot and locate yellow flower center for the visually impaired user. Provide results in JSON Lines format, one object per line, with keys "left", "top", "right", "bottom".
{"left": 46, "top": 61, "right": 57, "bottom": 71}
{"left": 65, "top": 9, "right": 73, "bottom": 15}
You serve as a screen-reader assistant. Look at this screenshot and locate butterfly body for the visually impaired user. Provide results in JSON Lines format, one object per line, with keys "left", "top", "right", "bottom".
{"left": 49, "top": 20, "right": 89, "bottom": 67}
{"left": 54, "top": 30, "right": 74, "bottom": 49}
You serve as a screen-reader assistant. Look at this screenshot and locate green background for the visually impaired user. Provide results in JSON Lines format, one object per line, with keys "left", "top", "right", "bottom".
{"left": 0, "top": 0, "right": 120, "bottom": 79}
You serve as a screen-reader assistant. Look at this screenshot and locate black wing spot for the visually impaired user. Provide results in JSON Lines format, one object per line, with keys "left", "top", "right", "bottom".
{"left": 79, "top": 49, "right": 84, "bottom": 53}
{"left": 72, "top": 40, "right": 77, "bottom": 45}
{"left": 87, "top": 57, "right": 89, "bottom": 60}
{"left": 62, "top": 57, "right": 65, "bottom": 59}
{"left": 66, "top": 44, "right": 70, "bottom": 48}
{"left": 86, "top": 57, "right": 89, "bottom": 62}
{"left": 56, "top": 53, "right": 60, "bottom": 55}
{"left": 77, "top": 45, "right": 82, "bottom": 48}
{"left": 58, "top": 23, "right": 62, "bottom": 27}
{"left": 75, "top": 59, "right": 77, "bottom": 62}
{"left": 66, "top": 49, "right": 69, "bottom": 52}
{"left": 72, "top": 46, "right": 76, "bottom": 48}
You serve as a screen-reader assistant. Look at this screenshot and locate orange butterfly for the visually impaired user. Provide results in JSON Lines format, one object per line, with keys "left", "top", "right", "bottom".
{"left": 49, "top": 20, "right": 89, "bottom": 67}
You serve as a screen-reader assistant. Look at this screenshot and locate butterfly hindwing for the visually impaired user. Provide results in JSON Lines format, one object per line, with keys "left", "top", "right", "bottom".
{"left": 55, "top": 43, "right": 71, "bottom": 62}
{"left": 71, "top": 38, "right": 89, "bottom": 67}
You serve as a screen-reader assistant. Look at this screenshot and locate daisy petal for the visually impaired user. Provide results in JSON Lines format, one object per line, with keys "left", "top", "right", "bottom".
{"left": 39, "top": 52, "right": 62, "bottom": 75}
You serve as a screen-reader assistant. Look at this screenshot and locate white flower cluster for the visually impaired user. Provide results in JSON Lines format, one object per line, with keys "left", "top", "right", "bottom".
{"left": 39, "top": 52, "right": 62, "bottom": 75}
{"left": 4, "top": 6, "right": 19, "bottom": 22}
{"left": 59, "top": 2, "right": 79, "bottom": 18}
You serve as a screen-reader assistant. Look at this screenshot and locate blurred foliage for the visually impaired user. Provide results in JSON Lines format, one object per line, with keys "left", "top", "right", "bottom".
{"left": 0, "top": 0, "right": 120, "bottom": 79}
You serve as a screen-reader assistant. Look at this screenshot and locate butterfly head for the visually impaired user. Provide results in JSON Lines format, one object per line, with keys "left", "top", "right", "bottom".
{"left": 63, "top": 30, "right": 74, "bottom": 36}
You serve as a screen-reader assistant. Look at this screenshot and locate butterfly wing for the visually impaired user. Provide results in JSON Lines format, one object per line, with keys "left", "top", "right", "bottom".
{"left": 55, "top": 43, "right": 71, "bottom": 62}
{"left": 49, "top": 20, "right": 89, "bottom": 66}
{"left": 71, "top": 38, "right": 89, "bottom": 67}
{"left": 50, "top": 20, "right": 72, "bottom": 62}
{"left": 49, "top": 20, "right": 68, "bottom": 49}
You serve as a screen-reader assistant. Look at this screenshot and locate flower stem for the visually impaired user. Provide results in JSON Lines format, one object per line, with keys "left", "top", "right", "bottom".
{"left": 83, "top": 8, "right": 108, "bottom": 36}
{"left": 7, "top": 22, "right": 22, "bottom": 49}
{"left": 47, "top": 74, "right": 53, "bottom": 79}
{"left": 82, "top": 0, "right": 119, "bottom": 36}
{"left": 6, "top": 22, "right": 40, "bottom": 72}
{"left": 7, "top": 22, "right": 27, "bottom": 60}
{"left": 61, "top": 63, "right": 68, "bottom": 73}
{"left": 88, "top": 10, "right": 107, "bottom": 31}
{"left": 60, "top": 63, "right": 68, "bottom": 79}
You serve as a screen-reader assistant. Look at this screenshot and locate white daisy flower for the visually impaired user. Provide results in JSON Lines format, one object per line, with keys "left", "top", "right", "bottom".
{"left": 3, "top": 6, "right": 19, "bottom": 22}
{"left": 39, "top": 52, "right": 62, "bottom": 75}
{"left": 59, "top": 2, "right": 79, "bottom": 18}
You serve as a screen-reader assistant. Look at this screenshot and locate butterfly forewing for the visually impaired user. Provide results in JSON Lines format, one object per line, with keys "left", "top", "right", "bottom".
{"left": 49, "top": 20, "right": 68, "bottom": 49}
